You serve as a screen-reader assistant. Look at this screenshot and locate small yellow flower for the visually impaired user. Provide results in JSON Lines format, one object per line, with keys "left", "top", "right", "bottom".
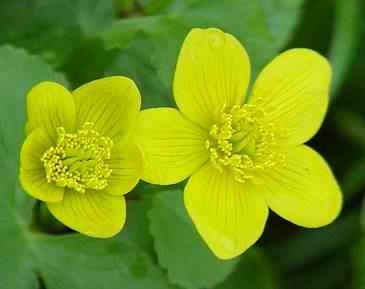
{"left": 20, "top": 76, "right": 143, "bottom": 238}
{"left": 136, "top": 28, "right": 342, "bottom": 259}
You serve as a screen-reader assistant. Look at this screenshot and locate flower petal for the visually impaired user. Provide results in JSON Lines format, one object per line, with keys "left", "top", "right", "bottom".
{"left": 136, "top": 108, "right": 209, "bottom": 185}
{"left": 249, "top": 49, "right": 331, "bottom": 146}
{"left": 27, "top": 82, "right": 76, "bottom": 141}
{"left": 184, "top": 163, "right": 268, "bottom": 259}
{"left": 174, "top": 28, "right": 250, "bottom": 129}
{"left": 261, "top": 145, "right": 342, "bottom": 228}
{"left": 73, "top": 76, "right": 141, "bottom": 142}
{"left": 20, "top": 129, "right": 64, "bottom": 202}
{"left": 47, "top": 190, "right": 126, "bottom": 238}
{"left": 105, "top": 142, "right": 142, "bottom": 196}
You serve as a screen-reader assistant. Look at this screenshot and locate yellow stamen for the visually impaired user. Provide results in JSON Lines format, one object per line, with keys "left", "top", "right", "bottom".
{"left": 205, "top": 104, "right": 285, "bottom": 183}
{"left": 41, "top": 122, "right": 113, "bottom": 193}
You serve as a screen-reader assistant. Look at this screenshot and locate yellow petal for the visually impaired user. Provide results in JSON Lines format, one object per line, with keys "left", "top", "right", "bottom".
{"left": 250, "top": 49, "right": 331, "bottom": 146}
{"left": 105, "top": 142, "right": 143, "bottom": 196}
{"left": 261, "top": 145, "right": 342, "bottom": 228}
{"left": 184, "top": 163, "right": 268, "bottom": 259}
{"left": 136, "top": 108, "right": 209, "bottom": 185}
{"left": 174, "top": 28, "right": 250, "bottom": 128}
{"left": 47, "top": 190, "right": 126, "bottom": 238}
{"left": 73, "top": 76, "right": 141, "bottom": 142}
{"left": 27, "top": 82, "right": 76, "bottom": 141}
{"left": 20, "top": 129, "right": 64, "bottom": 202}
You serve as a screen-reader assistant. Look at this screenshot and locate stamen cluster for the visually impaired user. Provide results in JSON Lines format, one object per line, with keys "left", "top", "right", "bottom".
{"left": 205, "top": 103, "right": 285, "bottom": 183}
{"left": 41, "top": 122, "right": 113, "bottom": 193}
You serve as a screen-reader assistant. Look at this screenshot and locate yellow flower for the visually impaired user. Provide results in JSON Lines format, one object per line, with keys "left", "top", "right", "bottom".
{"left": 20, "top": 76, "right": 143, "bottom": 238}
{"left": 136, "top": 28, "right": 342, "bottom": 259}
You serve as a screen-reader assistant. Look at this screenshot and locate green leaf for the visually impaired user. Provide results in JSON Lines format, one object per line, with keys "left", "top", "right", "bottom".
{"left": 265, "top": 210, "right": 361, "bottom": 273}
{"left": 0, "top": 45, "right": 171, "bottom": 289}
{"left": 214, "top": 249, "right": 278, "bottom": 289}
{"left": 352, "top": 236, "right": 365, "bottom": 289}
{"left": 61, "top": 37, "right": 119, "bottom": 88}
{"left": 104, "top": 0, "right": 305, "bottom": 90}
{"left": 34, "top": 234, "right": 172, "bottom": 289}
{"left": 75, "top": 0, "right": 114, "bottom": 36}
{"left": 139, "top": 0, "right": 175, "bottom": 15}
{"left": 329, "top": 0, "right": 362, "bottom": 97}
{"left": 340, "top": 158, "right": 365, "bottom": 202}
{"left": 0, "top": 0, "right": 114, "bottom": 67}
{"left": 332, "top": 110, "right": 365, "bottom": 148}
{"left": 119, "top": 198, "right": 155, "bottom": 252}
{"left": 148, "top": 190, "right": 239, "bottom": 289}
{"left": 284, "top": 252, "right": 351, "bottom": 289}
{"left": 105, "top": 34, "right": 173, "bottom": 108}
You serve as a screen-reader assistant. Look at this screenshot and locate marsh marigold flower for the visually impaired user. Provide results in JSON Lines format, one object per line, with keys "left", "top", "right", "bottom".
{"left": 20, "top": 76, "right": 142, "bottom": 238}
{"left": 136, "top": 28, "right": 342, "bottom": 259}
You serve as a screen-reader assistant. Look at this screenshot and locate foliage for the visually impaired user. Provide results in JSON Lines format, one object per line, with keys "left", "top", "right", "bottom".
{"left": 0, "top": 0, "right": 364, "bottom": 288}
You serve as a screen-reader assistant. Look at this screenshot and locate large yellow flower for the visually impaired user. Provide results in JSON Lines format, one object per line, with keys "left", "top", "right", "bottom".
{"left": 136, "top": 28, "right": 342, "bottom": 259}
{"left": 20, "top": 76, "right": 142, "bottom": 238}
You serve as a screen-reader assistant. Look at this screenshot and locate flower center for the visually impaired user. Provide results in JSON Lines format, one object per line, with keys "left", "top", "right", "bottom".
{"left": 205, "top": 104, "right": 285, "bottom": 183}
{"left": 41, "top": 122, "right": 113, "bottom": 193}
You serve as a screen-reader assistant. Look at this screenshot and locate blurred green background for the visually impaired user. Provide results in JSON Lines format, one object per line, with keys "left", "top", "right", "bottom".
{"left": 0, "top": 0, "right": 364, "bottom": 288}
